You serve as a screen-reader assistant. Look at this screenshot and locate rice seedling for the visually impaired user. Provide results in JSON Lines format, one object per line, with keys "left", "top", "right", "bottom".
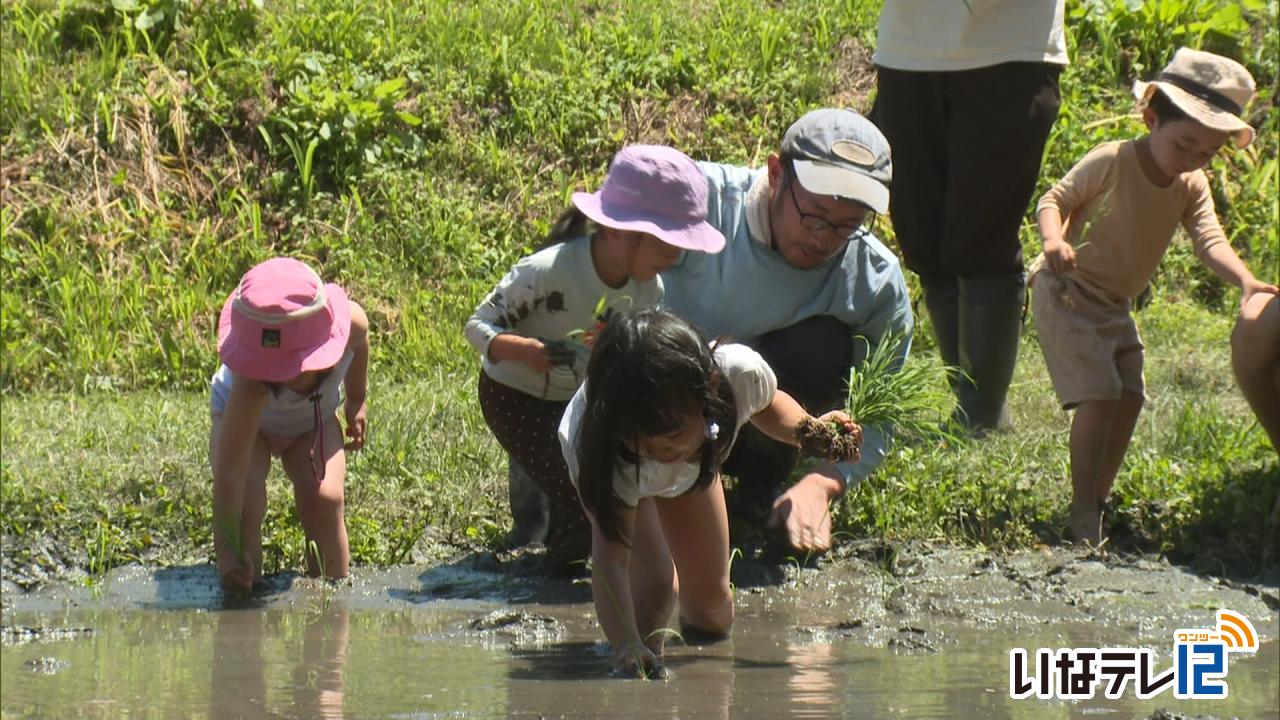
{"left": 0, "top": 0, "right": 1274, "bottom": 583}
{"left": 844, "top": 332, "right": 957, "bottom": 443}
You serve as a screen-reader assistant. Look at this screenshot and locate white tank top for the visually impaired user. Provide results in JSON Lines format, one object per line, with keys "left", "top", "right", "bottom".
{"left": 209, "top": 349, "right": 355, "bottom": 436}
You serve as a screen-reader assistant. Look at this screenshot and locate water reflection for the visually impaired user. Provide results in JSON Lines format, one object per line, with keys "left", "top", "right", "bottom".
{"left": 504, "top": 637, "right": 737, "bottom": 718}
{"left": 2, "top": 601, "right": 1275, "bottom": 718}
{"left": 210, "top": 602, "right": 349, "bottom": 719}
{"left": 785, "top": 639, "right": 836, "bottom": 715}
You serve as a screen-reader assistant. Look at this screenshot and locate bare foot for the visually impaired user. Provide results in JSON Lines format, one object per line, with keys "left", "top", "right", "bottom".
{"left": 217, "top": 546, "right": 254, "bottom": 593}
{"left": 1069, "top": 502, "right": 1103, "bottom": 546}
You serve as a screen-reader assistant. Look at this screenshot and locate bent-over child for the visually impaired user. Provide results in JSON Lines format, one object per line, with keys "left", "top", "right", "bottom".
{"left": 465, "top": 145, "right": 726, "bottom": 574}
{"left": 1031, "top": 48, "right": 1278, "bottom": 545}
{"left": 1232, "top": 292, "right": 1280, "bottom": 455}
{"left": 210, "top": 257, "right": 370, "bottom": 592}
{"left": 558, "top": 309, "right": 862, "bottom": 677}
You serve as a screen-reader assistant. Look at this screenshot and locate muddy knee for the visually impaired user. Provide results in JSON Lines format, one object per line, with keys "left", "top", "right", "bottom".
{"left": 679, "top": 590, "right": 734, "bottom": 638}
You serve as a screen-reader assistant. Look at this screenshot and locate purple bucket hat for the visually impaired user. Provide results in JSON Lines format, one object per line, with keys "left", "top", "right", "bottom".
{"left": 217, "top": 257, "right": 351, "bottom": 383}
{"left": 571, "top": 145, "right": 726, "bottom": 253}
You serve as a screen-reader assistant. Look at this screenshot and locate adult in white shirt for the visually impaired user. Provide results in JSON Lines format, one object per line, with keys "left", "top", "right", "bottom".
{"left": 871, "top": 0, "right": 1068, "bottom": 432}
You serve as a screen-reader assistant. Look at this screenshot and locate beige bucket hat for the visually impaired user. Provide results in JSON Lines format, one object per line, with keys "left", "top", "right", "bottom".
{"left": 1133, "top": 47, "right": 1256, "bottom": 147}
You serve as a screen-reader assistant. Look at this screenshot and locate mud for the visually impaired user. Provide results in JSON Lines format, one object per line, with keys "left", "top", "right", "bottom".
{"left": 4, "top": 540, "right": 1279, "bottom": 632}
{"left": 794, "top": 415, "right": 862, "bottom": 462}
{"left": 2, "top": 541, "right": 1277, "bottom": 718}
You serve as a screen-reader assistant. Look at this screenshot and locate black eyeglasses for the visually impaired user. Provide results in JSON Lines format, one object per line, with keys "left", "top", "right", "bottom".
{"left": 783, "top": 163, "right": 871, "bottom": 239}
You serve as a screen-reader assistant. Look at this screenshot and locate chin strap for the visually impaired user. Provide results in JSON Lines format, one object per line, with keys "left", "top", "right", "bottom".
{"left": 309, "top": 392, "right": 325, "bottom": 485}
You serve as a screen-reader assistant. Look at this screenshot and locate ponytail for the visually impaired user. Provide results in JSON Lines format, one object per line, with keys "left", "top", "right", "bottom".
{"left": 538, "top": 207, "right": 590, "bottom": 250}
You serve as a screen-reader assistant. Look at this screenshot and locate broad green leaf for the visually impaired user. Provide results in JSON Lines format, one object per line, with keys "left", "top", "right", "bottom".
{"left": 374, "top": 77, "right": 407, "bottom": 99}
{"left": 135, "top": 8, "right": 163, "bottom": 31}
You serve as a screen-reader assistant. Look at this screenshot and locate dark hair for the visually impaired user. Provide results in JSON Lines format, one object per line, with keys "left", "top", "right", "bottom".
{"left": 1147, "top": 88, "right": 1191, "bottom": 125}
{"left": 537, "top": 207, "right": 590, "bottom": 250}
{"left": 575, "top": 308, "right": 737, "bottom": 544}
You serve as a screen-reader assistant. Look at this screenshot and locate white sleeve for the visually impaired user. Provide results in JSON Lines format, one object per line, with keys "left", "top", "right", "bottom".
{"left": 557, "top": 385, "right": 586, "bottom": 485}
{"left": 558, "top": 384, "right": 643, "bottom": 507}
{"left": 719, "top": 344, "right": 778, "bottom": 427}
{"left": 463, "top": 257, "right": 542, "bottom": 358}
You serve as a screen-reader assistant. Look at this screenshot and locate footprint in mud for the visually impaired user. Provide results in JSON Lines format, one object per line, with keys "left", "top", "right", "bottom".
{"left": 469, "top": 610, "right": 566, "bottom": 646}
{"left": 797, "top": 620, "right": 940, "bottom": 653}
{"left": 24, "top": 656, "right": 70, "bottom": 675}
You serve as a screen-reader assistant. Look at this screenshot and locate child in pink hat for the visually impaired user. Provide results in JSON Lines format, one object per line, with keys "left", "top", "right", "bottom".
{"left": 464, "top": 144, "right": 725, "bottom": 574}
{"left": 210, "top": 257, "right": 370, "bottom": 592}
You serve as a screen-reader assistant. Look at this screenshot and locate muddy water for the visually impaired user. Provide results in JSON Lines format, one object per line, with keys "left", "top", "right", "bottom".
{"left": 3, "top": 547, "right": 1278, "bottom": 719}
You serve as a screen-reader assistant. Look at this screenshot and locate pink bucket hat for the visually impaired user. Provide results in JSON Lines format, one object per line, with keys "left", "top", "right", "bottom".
{"left": 1134, "top": 47, "right": 1256, "bottom": 148}
{"left": 217, "top": 257, "right": 351, "bottom": 382}
{"left": 572, "top": 145, "right": 726, "bottom": 253}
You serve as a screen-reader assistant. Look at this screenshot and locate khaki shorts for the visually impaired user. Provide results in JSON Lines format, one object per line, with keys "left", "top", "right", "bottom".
{"left": 1031, "top": 271, "right": 1145, "bottom": 409}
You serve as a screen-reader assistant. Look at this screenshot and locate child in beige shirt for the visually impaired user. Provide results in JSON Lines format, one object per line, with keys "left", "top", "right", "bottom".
{"left": 1031, "top": 47, "right": 1278, "bottom": 545}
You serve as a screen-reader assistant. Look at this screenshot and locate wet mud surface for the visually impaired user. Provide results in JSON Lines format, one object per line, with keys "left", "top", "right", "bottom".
{"left": 3, "top": 541, "right": 1277, "bottom": 718}
{"left": 4, "top": 540, "right": 1279, "bottom": 641}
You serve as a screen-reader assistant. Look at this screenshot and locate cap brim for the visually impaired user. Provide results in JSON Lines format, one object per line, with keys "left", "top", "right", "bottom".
{"left": 217, "top": 283, "right": 351, "bottom": 382}
{"left": 1133, "top": 80, "right": 1254, "bottom": 148}
{"left": 791, "top": 159, "right": 889, "bottom": 214}
{"left": 572, "top": 191, "right": 726, "bottom": 253}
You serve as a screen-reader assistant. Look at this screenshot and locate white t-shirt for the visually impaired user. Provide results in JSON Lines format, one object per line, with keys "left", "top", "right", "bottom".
{"left": 873, "top": 0, "right": 1069, "bottom": 72}
{"left": 464, "top": 238, "right": 663, "bottom": 401}
{"left": 557, "top": 344, "right": 777, "bottom": 507}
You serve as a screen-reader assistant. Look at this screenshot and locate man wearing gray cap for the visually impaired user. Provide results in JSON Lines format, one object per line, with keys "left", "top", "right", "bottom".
{"left": 661, "top": 108, "right": 913, "bottom": 554}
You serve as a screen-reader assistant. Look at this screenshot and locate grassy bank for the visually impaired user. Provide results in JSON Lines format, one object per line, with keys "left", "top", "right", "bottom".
{"left": 3, "top": 298, "right": 1276, "bottom": 584}
{"left": 2, "top": 0, "right": 1278, "bottom": 583}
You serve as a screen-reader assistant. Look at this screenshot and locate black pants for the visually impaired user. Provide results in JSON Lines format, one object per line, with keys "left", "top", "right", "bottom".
{"left": 477, "top": 371, "right": 588, "bottom": 572}
{"left": 871, "top": 61, "right": 1062, "bottom": 278}
{"left": 721, "top": 316, "right": 854, "bottom": 515}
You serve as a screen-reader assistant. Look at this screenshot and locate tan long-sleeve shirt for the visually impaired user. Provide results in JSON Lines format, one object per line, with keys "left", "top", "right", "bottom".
{"left": 1035, "top": 140, "right": 1228, "bottom": 302}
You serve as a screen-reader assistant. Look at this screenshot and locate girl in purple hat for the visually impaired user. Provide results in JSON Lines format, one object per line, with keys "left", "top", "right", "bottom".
{"left": 465, "top": 144, "right": 726, "bottom": 574}
{"left": 210, "top": 257, "right": 370, "bottom": 592}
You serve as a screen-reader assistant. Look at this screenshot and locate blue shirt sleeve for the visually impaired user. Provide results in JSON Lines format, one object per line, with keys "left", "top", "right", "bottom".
{"left": 834, "top": 262, "right": 914, "bottom": 487}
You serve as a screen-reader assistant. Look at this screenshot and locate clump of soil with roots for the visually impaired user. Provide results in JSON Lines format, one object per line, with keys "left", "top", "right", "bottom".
{"left": 795, "top": 416, "right": 862, "bottom": 462}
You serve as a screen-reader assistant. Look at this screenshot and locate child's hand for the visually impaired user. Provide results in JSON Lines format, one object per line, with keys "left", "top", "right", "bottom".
{"left": 541, "top": 338, "right": 581, "bottom": 368}
{"left": 1043, "top": 238, "right": 1076, "bottom": 273}
{"left": 1241, "top": 278, "right": 1280, "bottom": 311}
{"left": 344, "top": 399, "right": 367, "bottom": 451}
{"left": 518, "top": 338, "right": 554, "bottom": 374}
{"left": 612, "top": 641, "right": 668, "bottom": 679}
{"left": 817, "top": 410, "right": 859, "bottom": 437}
{"left": 795, "top": 411, "right": 863, "bottom": 463}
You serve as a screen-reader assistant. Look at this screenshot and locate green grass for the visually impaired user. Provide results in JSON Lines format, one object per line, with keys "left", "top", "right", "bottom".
{"left": 1, "top": 375, "right": 507, "bottom": 580}
{"left": 841, "top": 297, "right": 1280, "bottom": 573}
{"left": 1, "top": 0, "right": 1278, "bottom": 581}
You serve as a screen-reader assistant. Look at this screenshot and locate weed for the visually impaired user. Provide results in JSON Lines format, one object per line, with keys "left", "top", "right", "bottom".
{"left": 0, "top": 0, "right": 1275, "bottom": 583}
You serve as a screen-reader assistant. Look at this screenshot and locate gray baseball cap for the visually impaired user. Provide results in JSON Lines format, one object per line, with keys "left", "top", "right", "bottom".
{"left": 781, "top": 108, "right": 892, "bottom": 214}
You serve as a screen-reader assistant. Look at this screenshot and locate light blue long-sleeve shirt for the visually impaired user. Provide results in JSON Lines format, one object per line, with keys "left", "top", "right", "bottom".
{"left": 661, "top": 161, "right": 914, "bottom": 486}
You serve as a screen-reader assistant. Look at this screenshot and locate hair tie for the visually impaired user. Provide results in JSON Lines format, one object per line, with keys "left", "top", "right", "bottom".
{"left": 705, "top": 421, "right": 720, "bottom": 440}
